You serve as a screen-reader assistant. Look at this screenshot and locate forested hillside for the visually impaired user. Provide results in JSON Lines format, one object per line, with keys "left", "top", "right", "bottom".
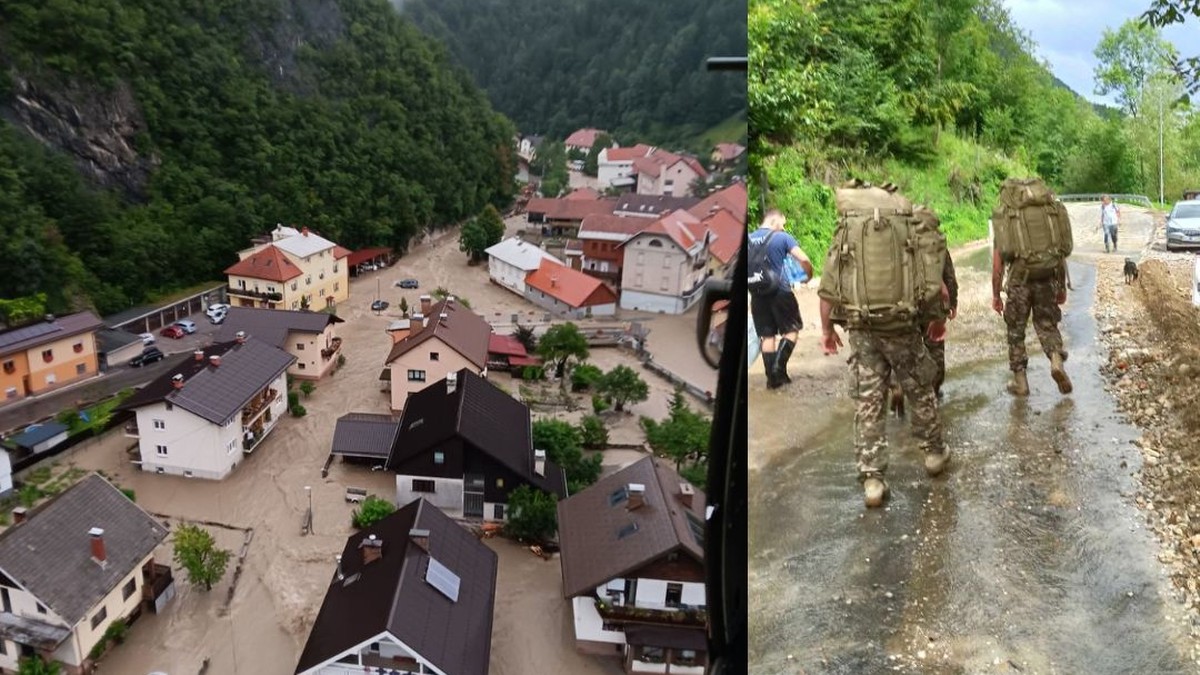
{"left": 0, "top": 0, "right": 515, "bottom": 317}
{"left": 750, "top": 0, "right": 1200, "bottom": 272}
{"left": 401, "top": 0, "right": 746, "bottom": 148}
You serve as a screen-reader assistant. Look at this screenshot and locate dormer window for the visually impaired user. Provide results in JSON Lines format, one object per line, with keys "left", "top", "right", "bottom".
{"left": 41, "top": 349, "right": 53, "bottom": 363}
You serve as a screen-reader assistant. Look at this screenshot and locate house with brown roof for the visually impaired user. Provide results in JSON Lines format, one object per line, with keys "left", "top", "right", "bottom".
{"left": 612, "top": 194, "right": 701, "bottom": 219}
{"left": 565, "top": 127, "right": 608, "bottom": 153}
{"left": 557, "top": 456, "right": 707, "bottom": 674}
{"left": 117, "top": 334, "right": 295, "bottom": 479}
{"left": 710, "top": 142, "right": 746, "bottom": 166}
{"left": 619, "top": 210, "right": 714, "bottom": 314}
{"left": 0, "top": 312, "right": 104, "bottom": 408}
{"left": 294, "top": 498, "right": 497, "bottom": 675}
{"left": 524, "top": 259, "right": 618, "bottom": 318}
{"left": 380, "top": 298, "right": 491, "bottom": 412}
{"left": 385, "top": 368, "right": 567, "bottom": 521}
{"left": 525, "top": 197, "right": 617, "bottom": 237}
{"left": 634, "top": 151, "right": 708, "bottom": 198}
{"left": 598, "top": 144, "right": 655, "bottom": 190}
{"left": 226, "top": 225, "right": 351, "bottom": 311}
{"left": 0, "top": 473, "right": 174, "bottom": 675}
{"left": 215, "top": 306, "right": 344, "bottom": 380}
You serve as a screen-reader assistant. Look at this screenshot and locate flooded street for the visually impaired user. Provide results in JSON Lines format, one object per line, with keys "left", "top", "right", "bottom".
{"left": 749, "top": 206, "right": 1195, "bottom": 673}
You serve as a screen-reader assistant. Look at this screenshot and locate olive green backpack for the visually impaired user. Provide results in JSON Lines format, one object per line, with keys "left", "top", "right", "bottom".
{"left": 818, "top": 183, "right": 946, "bottom": 332}
{"left": 992, "top": 178, "right": 1072, "bottom": 279}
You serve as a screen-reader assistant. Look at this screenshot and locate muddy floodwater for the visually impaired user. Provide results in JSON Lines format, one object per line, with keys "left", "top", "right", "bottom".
{"left": 749, "top": 237, "right": 1194, "bottom": 672}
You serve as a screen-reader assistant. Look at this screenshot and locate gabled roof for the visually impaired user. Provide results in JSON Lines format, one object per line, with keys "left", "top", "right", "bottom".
{"left": 612, "top": 194, "right": 701, "bottom": 218}
{"left": 272, "top": 227, "right": 339, "bottom": 259}
{"left": 633, "top": 150, "right": 708, "bottom": 180}
{"left": 557, "top": 456, "right": 706, "bottom": 598}
{"left": 601, "top": 144, "right": 655, "bottom": 162}
{"left": 117, "top": 339, "right": 296, "bottom": 426}
{"left": 7, "top": 423, "right": 69, "bottom": 450}
{"left": 386, "top": 369, "right": 567, "bottom": 498}
{"left": 0, "top": 474, "right": 167, "bottom": 626}
{"left": 487, "top": 334, "right": 530, "bottom": 358}
{"left": 346, "top": 247, "right": 391, "bottom": 267}
{"left": 525, "top": 260, "right": 618, "bottom": 309}
{"left": 688, "top": 182, "right": 748, "bottom": 225}
{"left": 215, "top": 307, "right": 343, "bottom": 350}
{"left": 224, "top": 245, "right": 303, "bottom": 282}
{"left": 565, "top": 128, "right": 606, "bottom": 148}
{"left": 294, "top": 499, "right": 497, "bottom": 675}
{"left": 703, "top": 209, "right": 745, "bottom": 265}
{"left": 330, "top": 413, "right": 401, "bottom": 459}
{"left": 332, "top": 245, "right": 352, "bottom": 260}
{"left": 623, "top": 210, "right": 708, "bottom": 253}
{"left": 525, "top": 197, "right": 617, "bottom": 222}
{"left": 485, "top": 237, "right": 562, "bottom": 272}
{"left": 0, "top": 311, "right": 103, "bottom": 358}
{"left": 713, "top": 142, "right": 746, "bottom": 162}
{"left": 383, "top": 300, "right": 491, "bottom": 370}
{"left": 578, "top": 214, "right": 649, "bottom": 241}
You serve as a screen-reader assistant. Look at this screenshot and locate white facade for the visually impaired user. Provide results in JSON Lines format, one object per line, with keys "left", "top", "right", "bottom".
{"left": 0, "top": 450, "right": 12, "bottom": 498}
{"left": 637, "top": 160, "right": 702, "bottom": 198}
{"left": 485, "top": 238, "right": 561, "bottom": 297}
{"left": 301, "top": 631, "right": 443, "bottom": 675}
{"left": 130, "top": 371, "right": 288, "bottom": 480}
{"left": 598, "top": 150, "right": 640, "bottom": 189}
{"left": 619, "top": 234, "right": 708, "bottom": 314}
{"left": 395, "top": 475, "right": 465, "bottom": 518}
{"left": 523, "top": 286, "right": 617, "bottom": 319}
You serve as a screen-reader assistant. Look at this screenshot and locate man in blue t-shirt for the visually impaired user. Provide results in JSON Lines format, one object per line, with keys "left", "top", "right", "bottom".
{"left": 748, "top": 209, "right": 813, "bottom": 389}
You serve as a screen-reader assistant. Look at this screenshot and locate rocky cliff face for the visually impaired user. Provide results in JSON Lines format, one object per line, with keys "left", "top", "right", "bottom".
{"left": 0, "top": 73, "right": 158, "bottom": 201}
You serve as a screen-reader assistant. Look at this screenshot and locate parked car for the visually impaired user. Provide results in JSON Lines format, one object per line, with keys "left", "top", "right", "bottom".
{"left": 130, "top": 347, "right": 165, "bottom": 367}
{"left": 175, "top": 319, "right": 197, "bottom": 334}
{"left": 205, "top": 303, "right": 230, "bottom": 319}
{"left": 396, "top": 278, "right": 420, "bottom": 289}
{"left": 1165, "top": 200, "right": 1200, "bottom": 252}
{"left": 370, "top": 300, "right": 389, "bottom": 312}
{"left": 160, "top": 325, "right": 186, "bottom": 339}
{"left": 138, "top": 333, "right": 156, "bottom": 346}
{"left": 360, "top": 263, "right": 379, "bottom": 272}
{"left": 210, "top": 310, "right": 227, "bottom": 325}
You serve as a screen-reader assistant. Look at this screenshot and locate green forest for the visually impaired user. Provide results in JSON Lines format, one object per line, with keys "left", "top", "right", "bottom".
{"left": 0, "top": 0, "right": 516, "bottom": 317}
{"left": 750, "top": 0, "right": 1200, "bottom": 273}
{"left": 401, "top": 0, "right": 747, "bottom": 149}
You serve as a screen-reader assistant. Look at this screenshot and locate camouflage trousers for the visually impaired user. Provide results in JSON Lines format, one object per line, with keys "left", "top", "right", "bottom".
{"left": 923, "top": 333, "right": 946, "bottom": 395}
{"left": 848, "top": 329, "right": 945, "bottom": 480}
{"left": 1004, "top": 278, "right": 1065, "bottom": 372}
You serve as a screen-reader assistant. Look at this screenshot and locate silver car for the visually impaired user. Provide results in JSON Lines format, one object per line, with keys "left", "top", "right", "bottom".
{"left": 1166, "top": 200, "right": 1200, "bottom": 251}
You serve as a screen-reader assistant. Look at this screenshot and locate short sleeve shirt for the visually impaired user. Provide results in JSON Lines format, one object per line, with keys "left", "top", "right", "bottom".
{"left": 748, "top": 227, "right": 804, "bottom": 277}
{"left": 1101, "top": 203, "right": 1120, "bottom": 226}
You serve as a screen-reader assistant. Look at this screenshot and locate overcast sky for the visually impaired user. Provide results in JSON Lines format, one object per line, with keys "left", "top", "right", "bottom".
{"left": 1002, "top": 0, "right": 1200, "bottom": 104}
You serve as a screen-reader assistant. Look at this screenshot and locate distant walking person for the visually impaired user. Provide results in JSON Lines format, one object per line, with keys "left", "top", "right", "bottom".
{"left": 915, "top": 207, "right": 958, "bottom": 400}
{"left": 1100, "top": 194, "right": 1121, "bottom": 253}
{"left": 747, "top": 209, "right": 812, "bottom": 389}
{"left": 992, "top": 178, "right": 1074, "bottom": 396}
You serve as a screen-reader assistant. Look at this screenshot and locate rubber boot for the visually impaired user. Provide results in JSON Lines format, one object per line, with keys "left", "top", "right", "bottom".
{"left": 924, "top": 447, "right": 951, "bottom": 476}
{"left": 863, "top": 477, "right": 888, "bottom": 508}
{"left": 1050, "top": 352, "right": 1072, "bottom": 394}
{"left": 775, "top": 338, "right": 795, "bottom": 385}
{"left": 1007, "top": 369, "right": 1029, "bottom": 396}
{"left": 762, "top": 352, "right": 782, "bottom": 389}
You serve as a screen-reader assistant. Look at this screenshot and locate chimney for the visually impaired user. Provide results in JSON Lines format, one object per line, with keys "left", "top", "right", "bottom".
{"left": 302, "top": 226, "right": 310, "bottom": 237}
{"left": 11, "top": 507, "right": 27, "bottom": 525}
{"left": 439, "top": 312, "right": 449, "bottom": 322}
{"left": 678, "top": 482, "right": 695, "bottom": 509}
{"left": 447, "top": 296, "right": 456, "bottom": 306}
{"left": 627, "top": 483, "right": 646, "bottom": 511}
{"left": 534, "top": 449, "right": 546, "bottom": 477}
{"left": 89, "top": 527, "right": 107, "bottom": 563}
{"left": 235, "top": 331, "right": 247, "bottom": 344}
{"left": 171, "top": 373, "right": 184, "bottom": 390}
{"left": 335, "top": 555, "right": 344, "bottom": 581}
{"left": 209, "top": 355, "right": 221, "bottom": 368}
{"left": 419, "top": 295, "right": 432, "bottom": 315}
{"left": 409, "top": 528, "right": 430, "bottom": 553}
{"left": 550, "top": 276, "right": 558, "bottom": 288}
{"left": 360, "top": 534, "right": 383, "bottom": 565}
{"left": 446, "top": 372, "right": 458, "bottom": 395}
{"left": 194, "top": 350, "right": 205, "bottom": 362}
{"left": 411, "top": 313, "right": 425, "bottom": 327}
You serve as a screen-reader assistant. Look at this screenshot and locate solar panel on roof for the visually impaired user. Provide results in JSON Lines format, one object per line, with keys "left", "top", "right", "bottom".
{"left": 0, "top": 322, "right": 61, "bottom": 350}
{"left": 425, "top": 557, "right": 460, "bottom": 602}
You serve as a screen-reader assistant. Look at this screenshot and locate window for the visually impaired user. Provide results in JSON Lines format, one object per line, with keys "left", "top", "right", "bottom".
{"left": 291, "top": 282, "right": 298, "bottom": 291}
{"left": 665, "top": 583, "right": 683, "bottom": 607}
{"left": 156, "top": 445, "right": 168, "bottom": 456}
{"left": 227, "top": 439, "right": 237, "bottom": 454}
{"left": 165, "top": 402, "right": 173, "bottom": 411}
{"left": 333, "top": 264, "right": 339, "bottom": 273}
{"left": 238, "top": 279, "right": 246, "bottom": 289}
{"left": 412, "top": 479, "right": 436, "bottom": 493}
{"left": 35, "top": 602, "right": 45, "bottom": 614}
{"left": 297, "top": 362, "right": 306, "bottom": 370}
{"left": 296, "top": 343, "right": 304, "bottom": 350}
{"left": 608, "top": 487, "right": 628, "bottom": 506}
{"left": 430, "top": 352, "right": 440, "bottom": 361}
{"left": 2, "top": 361, "right": 13, "bottom": 374}
{"left": 496, "top": 478, "right": 504, "bottom": 488}
{"left": 153, "top": 419, "right": 165, "bottom": 430}
{"left": 433, "top": 451, "right": 445, "bottom": 465}
{"left": 407, "top": 370, "right": 426, "bottom": 382}
{"left": 4, "top": 388, "right": 15, "bottom": 400}
{"left": 617, "top": 522, "right": 639, "bottom": 539}
{"left": 334, "top": 282, "right": 339, "bottom": 291}
{"left": 292, "top": 301, "right": 299, "bottom": 309}
{"left": 90, "top": 606, "right": 107, "bottom": 630}
{"left": 122, "top": 578, "right": 137, "bottom": 600}
{"left": 494, "top": 503, "right": 505, "bottom": 520}
{"left": 306, "top": 276, "right": 312, "bottom": 286}
{"left": 648, "top": 239, "right": 664, "bottom": 248}
{"left": 45, "top": 373, "right": 56, "bottom": 385}
{"left": 73, "top": 342, "right": 84, "bottom": 353}
{"left": 601, "top": 622, "right": 624, "bottom": 632}
{"left": 76, "top": 363, "right": 86, "bottom": 375}
{"left": 41, "top": 349, "right": 53, "bottom": 363}
{"left": 0, "top": 639, "right": 5, "bottom": 655}
{"left": 661, "top": 277, "right": 670, "bottom": 291}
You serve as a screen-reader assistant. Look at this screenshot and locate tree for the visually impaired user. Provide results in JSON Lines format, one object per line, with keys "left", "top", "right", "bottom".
{"left": 1093, "top": 20, "right": 1177, "bottom": 116}
{"left": 533, "top": 418, "right": 601, "bottom": 493}
{"left": 512, "top": 323, "right": 537, "bottom": 352}
{"left": 597, "top": 365, "right": 649, "bottom": 412}
{"left": 0, "top": 294, "right": 47, "bottom": 326}
{"left": 17, "top": 657, "right": 60, "bottom": 675}
{"left": 1142, "top": 0, "right": 1200, "bottom": 93}
{"left": 300, "top": 295, "right": 311, "bottom": 311}
{"left": 505, "top": 485, "right": 558, "bottom": 542}
{"left": 537, "top": 323, "right": 589, "bottom": 378}
{"left": 583, "top": 133, "right": 613, "bottom": 176}
{"left": 478, "top": 204, "right": 506, "bottom": 247}
{"left": 579, "top": 415, "right": 609, "bottom": 449}
{"left": 570, "top": 363, "right": 603, "bottom": 392}
{"left": 299, "top": 381, "right": 316, "bottom": 398}
{"left": 172, "top": 524, "right": 231, "bottom": 592}
{"left": 641, "top": 389, "right": 712, "bottom": 471}
{"left": 458, "top": 218, "right": 489, "bottom": 262}
{"left": 352, "top": 495, "right": 396, "bottom": 529}
{"left": 398, "top": 297, "right": 409, "bottom": 316}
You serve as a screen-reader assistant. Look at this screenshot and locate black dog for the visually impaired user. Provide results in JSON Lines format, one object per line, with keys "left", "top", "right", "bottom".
{"left": 1124, "top": 258, "right": 1139, "bottom": 284}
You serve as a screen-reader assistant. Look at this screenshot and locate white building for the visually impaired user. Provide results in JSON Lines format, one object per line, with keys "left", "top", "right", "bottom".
{"left": 484, "top": 237, "right": 563, "bottom": 296}
{"left": 117, "top": 334, "right": 295, "bottom": 480}
{"left": 618, "top": 211, "right": 713, "bottom": 314}
{"left": 597, "top": 144, "right": 654, "bottom": 190}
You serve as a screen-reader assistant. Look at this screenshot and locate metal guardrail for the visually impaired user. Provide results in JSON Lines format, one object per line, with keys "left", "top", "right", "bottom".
{"left": 1057, "top": 193, "right": 1154, "bottom": 208}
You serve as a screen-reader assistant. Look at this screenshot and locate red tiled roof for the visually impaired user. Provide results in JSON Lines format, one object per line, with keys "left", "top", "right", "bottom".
{"left": 507, "top": 355, "right": 542, "bottom": 367}
{"left": 223, "top": 245, "right": 303, "bottom": 282}
{"left": 714, "top": 142, "right": 746, "bottom": 162}
{"left": 565, "top": 128, "right": 606, "bottom": 148}
{"left": 634, "top": 150, "right": 708, "bottom": 180}
{"left": 347, "top": 247, "right": 393, "bottom": 267}
{"left": 565, "top": 187, "right": 601, "bottom": 201}
{"left": 526, "top": 197, "right": 617, "bottom": 222}
{"left": 689, "top": 182, "right": 747, "bottom": 225}
{"left": 603, "top": 144, "right": 655, "bottom": 162}
{"left": 488, "top": 334, "right": 528, "bottom": 357}
{"left": 627, "top": 210, "right": 707, "bottom": 252}
{"left": 577, "top": 214, "right": 648, "bottom": 239}
{"left": 332, "top": 245, "right": 352, "bottom": 260}
{"left": 525, "top": 260, "right": 618, "bottom": 309}
{"left": 704, "top": 208, "right": 744, "bottom": 264}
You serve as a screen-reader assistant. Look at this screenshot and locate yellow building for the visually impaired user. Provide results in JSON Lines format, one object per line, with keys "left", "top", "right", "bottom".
{"left": 225, "top": 225, "right": 351, "bottom": 311}
{"left": 1, "top": 311, "right": 104, "bottom": 407}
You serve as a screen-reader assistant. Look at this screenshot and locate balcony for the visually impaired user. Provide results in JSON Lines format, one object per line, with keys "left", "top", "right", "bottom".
{"left": 123, "top": 422, "right": 140, "bottom": 438}
{"left": 228, "top": 288, "right": 283, "bottom": 303}
{"left": 241, "top": 388, "right": 280, "bottom": 426}
{"left": 595, "top": 599, "right": 707, "bottom": 627}
{"left": 322, "top": 336, "right": 343, "bottom": 361}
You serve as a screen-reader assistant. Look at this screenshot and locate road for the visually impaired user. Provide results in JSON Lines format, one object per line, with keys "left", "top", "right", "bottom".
{"left": 748, "top": 204, "right": 1198, "bottom": 673}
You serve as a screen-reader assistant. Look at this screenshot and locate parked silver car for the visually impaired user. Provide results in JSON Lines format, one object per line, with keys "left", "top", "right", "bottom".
{"left": 1166, "top": 200, "right": 1200, "bottom": 251}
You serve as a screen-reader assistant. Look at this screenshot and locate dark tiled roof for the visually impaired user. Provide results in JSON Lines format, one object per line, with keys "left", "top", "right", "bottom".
{"left": 386, "top": 369, "right": 567, "bottom": 497}
{"left": 331, "top": 413, "right": 401, "bottom": 459}
{"left": 383, "top": 300, "right": 490, "bottom": 370}
{"left": 8, "top": 423, "right": 70, "bottom": 449}
{"left": 294, "top": 499, "right": 497, "bottom": 675}
{"left": 0, "top": 474, "right": 167, "bottom": 625}
{"left": 117, "top": 339, "right": 295, "bottom": 425}
{"left": 0, "top": 312, "right": 103, "bottom": 358}
{"left": 215, "top": 307, "right": 343, "bottom": 349}
{"left": 625, "top": 624, "right": 706, "bottom": 650}
{"left": 557, "top": 456, "right": 705, "bottom": 598}
{"left": 96, "top": 329, "right": 142, "bottom": 353}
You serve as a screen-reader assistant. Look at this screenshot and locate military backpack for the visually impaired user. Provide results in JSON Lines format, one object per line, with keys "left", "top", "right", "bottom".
{"left": 992, "top": 177, "right": 1072, "bottom": 280}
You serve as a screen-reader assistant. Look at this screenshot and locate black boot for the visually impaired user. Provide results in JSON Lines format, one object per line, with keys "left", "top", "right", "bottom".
{"left": 775, "top": 338, "right": 796, "bottom": 385}
{"left": 762, "top": 351, "right": 782, "bottom": 389}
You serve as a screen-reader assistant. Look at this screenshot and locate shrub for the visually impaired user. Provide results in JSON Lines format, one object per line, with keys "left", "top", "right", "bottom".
{"left": 290, "top": 404, "right": 307, "bottom": 417}
{"left": 352, "top": 496, "right": 396, "bottom": 528}
{"left": 591, "top": 394, "right": 610, "bottom": 414}
{"left": 104, "top": 618, "right": 128, "bottom": 644}
{"left": 287, "top": 391, "right": 299, "bottom": 409}
{"left": 579, "top": 415, "right": 609, "bottom": 449}
{"left": 121, "top": 488, "right": 136, "bottom": 502}
{"left": 17, "top": 484, "right": 41, "bottom": 508}
{"left": 505, "top": 485, "right": 558, "bottom": 542}
{"left": 299, "top": 381, "right": 316, "bottom": 398}
{"left": 336, "top": 353, "right": 347, "bottom": 368}
{"left": 522, "top": 365, "right": 545, "bottom": 380}
{"left": 570, "top": 363, "right": 603, "bottom": 392}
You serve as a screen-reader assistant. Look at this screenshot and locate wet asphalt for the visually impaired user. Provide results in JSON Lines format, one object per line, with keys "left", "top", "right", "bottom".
{"left": 749, "top": 221, "right": 1194, "bottom": 673}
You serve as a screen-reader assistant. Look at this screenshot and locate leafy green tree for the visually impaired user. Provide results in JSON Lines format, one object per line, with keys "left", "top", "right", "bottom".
{"left": 299, "top": 381, "right": 316, "bottom": 399}
{"left": 505, "top": 485, "right": 558, "bottom": 542}
{"left": 511, "top": 324, "right": 538, "bottom": 352}
{"left": 17, "top": 656, "right": 60, "bottom": 675}
{"left": 478, "top": 204, "right": 506, "bottom": 247}
{"left": 641, "top": 389, "right": 711, "bottom": 471}
{"left": 1093, "top": 20, "right": 1177, "bottom": 116}
{"left": 172, "top": 524, "right": 231, "bottom": 592}
{"left": 583, "top": 133, "right": 613, "bottom": 177}
{"left": 579, "top": 415, "right": 609, "bottom": 449}
{"left": 1142, "top": 0, "right": 1200, "bottom": 91}
{"left": 533, "top": 419, "right": 601, "bottom": 493}
{"left": 537, "top": 323, "right": 589, "bottom": 378}
{"left": 597, "top": 365, "right": 649, "bottom": 412}
{"left": 459, "top": 218, "right": 490, "bottom": 262}
{"left": 352, "top": 496, "right": 396, "bottom": 529}
{"left": 570, "top": 363, "right": 604, "bottom": 392}
{"left": 398, "top": 297, "right": 409, "bottom": 317}
{"left": 0, "top": 294, "right": 48, "bottom": 326}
